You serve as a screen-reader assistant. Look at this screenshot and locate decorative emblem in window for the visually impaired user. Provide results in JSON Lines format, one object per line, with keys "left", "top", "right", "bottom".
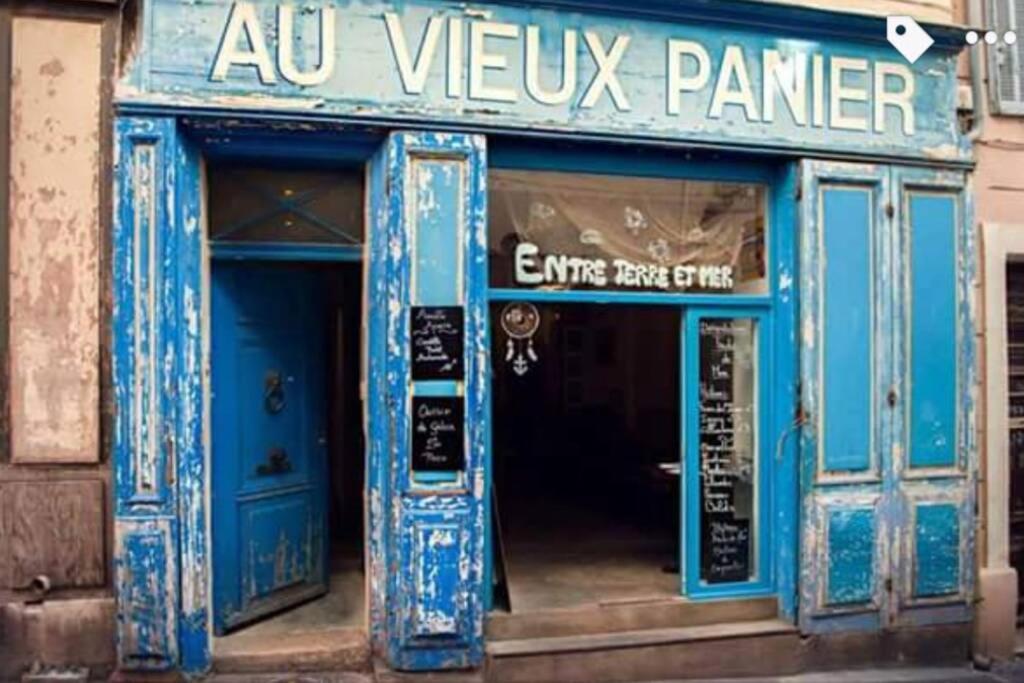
{"left": 500, "top": 302, "right": 540, "bottom": 376}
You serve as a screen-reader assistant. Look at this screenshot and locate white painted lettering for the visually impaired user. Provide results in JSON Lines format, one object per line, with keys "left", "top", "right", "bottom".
{"left": 211, "top": 2, "right": 277, "bottom": 84}
{"left": 470, "top": 21, "right": 520, "bottom": 102}
{"left": 709, "top": 46, "right": 758, "bottom": 121}
{"left": 580, "top": 32, "right": 631, "bottom": 110}
{"left": 830, "top": 56, "right": 869, "bottom": 131}
{"left": 874, "top": 61, "right": 915, "bottom": 135}
{"left": 667, "top": 39, "right": 711, "bottom": 116}
{"left": 762, "top": 49, "right": 807, "bottom": 125}
{"left": 447, "top": 17, "right": 464, "bottom": 98}
{"left": 514, "top": 242, "right": 543, "bottom": 285}
{"left": 525, "top": 26, "right": 577, "bottom": 106}
{"left": 277, "top": 5, "right": 335, "bottom": 86}
{"left": 384, "top": 12, "right": 444, "bottom": 95}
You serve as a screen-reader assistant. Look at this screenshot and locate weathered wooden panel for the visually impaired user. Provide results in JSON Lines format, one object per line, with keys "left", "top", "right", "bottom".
{"left": 825, "top": 507, "right": 878, "bottom": 607}
{"left": 123, "top": 0, "right": 967, "bottom": 163}
{"left": 907, "top": 192, "right": 957, "bottom": 470}
{"left": 114, "top": 518, "right": 178, "bottom": 670}
{"left": 402, "top": 503, "right": 471, "bottom": 641}
{"left": 0, "top": 479, "right": 105, "bottom": 589}
{"left": 821, "top": 186, "right": 874, "bottom": 476}
{"left": 912, "top": 502, "right": 960, "bottom": 598}
{"left": 368, "top": 132, "right": 488, "bottom": 670}
{"left": 8, "top": 17, "right": 102, "bottom": 464}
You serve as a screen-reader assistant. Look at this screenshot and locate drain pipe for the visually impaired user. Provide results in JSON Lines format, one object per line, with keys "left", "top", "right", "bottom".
{"left": 968, "top": 0, "right": 987, "bottom": 142}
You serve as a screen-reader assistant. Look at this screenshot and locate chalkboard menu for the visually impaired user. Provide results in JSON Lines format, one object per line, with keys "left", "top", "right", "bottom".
{"left": 698, "top": 318, "right": 756, "bottom": 584}
{"left": 411, "top": 306, "right": 464, "bottom": 381}
{"left": 411, "top": 396, "right": 465, "bottom": 471}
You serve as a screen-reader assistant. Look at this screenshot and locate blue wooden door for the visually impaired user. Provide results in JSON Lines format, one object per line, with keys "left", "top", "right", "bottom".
{"left": 798, "top": 161, "right": 974, "bottom": 632}
{"left": 799, "top": 162, "right": 892, "bottom": 632}
{"left": 211, "top": 263, "right": 329, "bottom": 634}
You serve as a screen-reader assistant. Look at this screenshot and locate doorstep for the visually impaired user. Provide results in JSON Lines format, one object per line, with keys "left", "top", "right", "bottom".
{"left": 485, "top": 618, "right": 801, "bottom": 683}
{"left": 211, "top": 626, "right": 371, "bottom": 674}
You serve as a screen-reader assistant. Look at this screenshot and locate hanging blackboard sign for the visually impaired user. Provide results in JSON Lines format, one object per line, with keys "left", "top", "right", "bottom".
{"left": 411, "top": 396, "right": 465, "bottom": 471}
{"left": 411, "top": 306, "right": 464, "bottom": 381}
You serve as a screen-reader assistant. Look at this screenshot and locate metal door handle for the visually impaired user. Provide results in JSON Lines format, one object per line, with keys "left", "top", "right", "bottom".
{"left": 256, "top": 446, "right": 292, "bottom": 476}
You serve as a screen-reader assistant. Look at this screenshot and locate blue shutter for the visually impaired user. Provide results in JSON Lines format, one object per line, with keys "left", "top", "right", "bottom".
{"left": 891, "top": 168, "right": 974, "bottom": 626}
{"left": 366, "top": 132, "right": 489, "bottom": 670}
{"left": 799, "top": 161, "right": 891, "bottom": 632}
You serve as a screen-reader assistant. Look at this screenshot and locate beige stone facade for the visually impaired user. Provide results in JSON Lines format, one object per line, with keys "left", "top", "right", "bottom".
{"left": 0, "top": 1, "right": 118, "bottom": 680}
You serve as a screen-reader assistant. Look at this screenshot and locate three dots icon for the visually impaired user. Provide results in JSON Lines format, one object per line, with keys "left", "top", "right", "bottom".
{"left": 966, "top": 30, "right": 1017, "bottom": 45}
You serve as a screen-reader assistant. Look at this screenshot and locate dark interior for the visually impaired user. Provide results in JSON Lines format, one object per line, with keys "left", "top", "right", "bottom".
{"left": 491, "top": 302, "right": 681, "bottom": 612}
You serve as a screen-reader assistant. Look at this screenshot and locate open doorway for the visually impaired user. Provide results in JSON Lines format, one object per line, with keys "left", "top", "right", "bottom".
{"left": 490, "top": 302, "right": 681, "bottom": 612}
{"left": 203, "top": 163, "right": 368, "bottom": 660}
{"left": 210, "top": 261, "right": 365, "bottom": 651}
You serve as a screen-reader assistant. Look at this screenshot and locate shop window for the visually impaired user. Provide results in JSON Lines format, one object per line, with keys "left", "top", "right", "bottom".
{"left": 208, "top": 166, "right": 364, "bottom": 244}
{"left": 489, "top": 170, "right": 767, "bottom": 294}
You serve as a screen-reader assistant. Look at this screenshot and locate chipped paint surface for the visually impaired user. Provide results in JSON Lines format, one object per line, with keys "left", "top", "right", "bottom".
{"left": 9, "top": 17, "right": 102, "bottom": 463}
{"left": 119, "top": 0, "right": 969, "bottom": 164}
{"left": 114, "top": 117, "right": 208, "bottom": 673}
{"left": 798, "top": 161, "right": 975, "bottom": 633}
{"left": 366, "top": 132, "right": 488, "bottom": 670}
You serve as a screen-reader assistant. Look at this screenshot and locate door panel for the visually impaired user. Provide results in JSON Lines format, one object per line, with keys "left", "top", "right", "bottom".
{"left": 212, "top": 263, "right": 329, "bottom": 634}
{"left": 799, "top": 162, "right": 891, "bottom": 631}
{"left": 892, "top": 169, "right": 973, "bottom": 626}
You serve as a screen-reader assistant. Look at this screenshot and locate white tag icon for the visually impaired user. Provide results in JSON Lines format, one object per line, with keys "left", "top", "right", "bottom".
{"left": 887, "top": 16, "right": 934, "bottom": 64}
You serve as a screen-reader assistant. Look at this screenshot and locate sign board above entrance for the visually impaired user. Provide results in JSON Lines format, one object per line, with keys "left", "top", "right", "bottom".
{"left": 124, "top": 0, "right": 967, "bottom": 162}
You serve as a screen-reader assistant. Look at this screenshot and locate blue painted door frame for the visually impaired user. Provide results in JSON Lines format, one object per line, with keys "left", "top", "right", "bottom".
{"left": 797, "top": 161, "right": 975, "bottom": 632}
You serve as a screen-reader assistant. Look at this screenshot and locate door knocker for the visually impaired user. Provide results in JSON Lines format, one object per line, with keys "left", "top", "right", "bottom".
{"left": 264, "top": 370, "right": 286, "bottom": 414}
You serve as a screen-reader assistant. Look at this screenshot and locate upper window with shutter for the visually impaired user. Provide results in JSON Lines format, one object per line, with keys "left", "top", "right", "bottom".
{"left": 990, "top": 0, "right": 1024, "bottom": 114}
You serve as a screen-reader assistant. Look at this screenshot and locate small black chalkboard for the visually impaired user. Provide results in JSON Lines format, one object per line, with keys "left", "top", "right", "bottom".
{"left": 411, "top": 306, "right": 464, "bottom": 381}
{"left": 411, "top": 396, "right": 465, "bottom": 471}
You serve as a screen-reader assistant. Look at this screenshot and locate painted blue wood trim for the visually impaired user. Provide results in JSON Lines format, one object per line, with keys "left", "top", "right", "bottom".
{"left": 798, "top": 161, "right": 890, "bottom": 634}
{"left": 369, "top": 131, "right": 488, "bottom": 670}
{"left": 488, "top": 289, "right": 772, "bottom": 307}
{"left": 825, "top": 507, "right": 876, "bottom": 606}
{"left": 210, "top": 241, "right": 362, "bottom": 262}
{"left": 907, "top": 194, "right": 958, "bottom": 470}
{"left": 890, "top": 167, "right": 974, "bottom": 628}
{"left": 821, "top": 187, "right": 874, "bottom": 474}
{"left": 366, "top": 139, "right": 391, "bottom": 657}
{"left": 113, "top": 115, "right": 210, "bottom": 673}
{"left": 126, "top": 0, "right": 967, "bottom": 164}
{"left": 489, "top": 142, "right": 778, "bottom": 184}
{"left": 682, "top": 307, "right": 774, "bottom": 600}
{"left": 772, "top": 162, "right": 800, "bottom": 622}
{"left": 173, "top": 127, "right": 210, "bottom": 673}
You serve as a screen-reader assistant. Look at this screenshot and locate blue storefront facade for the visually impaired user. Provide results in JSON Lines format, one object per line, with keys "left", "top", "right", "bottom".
{"left": 110, "top": 0, "right": 976, "bottom": 677}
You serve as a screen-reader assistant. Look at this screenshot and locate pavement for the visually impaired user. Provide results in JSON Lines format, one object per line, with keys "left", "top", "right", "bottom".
{"left": 203, "top": 662, "right": 1024, "bottom": 683}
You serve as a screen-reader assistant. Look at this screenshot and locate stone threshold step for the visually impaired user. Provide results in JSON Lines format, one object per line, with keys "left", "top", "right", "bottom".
{"left": 486, "top": 596, "right": 778, "bottom": 640}
{"left": 486, "top": 618, "right": 797, "bottom": 657}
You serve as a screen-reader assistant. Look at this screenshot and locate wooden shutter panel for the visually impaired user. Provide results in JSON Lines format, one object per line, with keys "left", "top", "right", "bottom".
{"left": 989, "top": 0, "right": 1024, "bottom": 114}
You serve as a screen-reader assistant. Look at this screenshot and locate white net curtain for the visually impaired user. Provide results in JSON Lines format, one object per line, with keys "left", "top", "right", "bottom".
{"left": 488, "top": 169, "right": 767, "bottom": 294}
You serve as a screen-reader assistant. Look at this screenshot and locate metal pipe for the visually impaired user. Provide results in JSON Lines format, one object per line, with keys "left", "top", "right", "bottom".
{"left": 968, "top": 0, "right": 987, "bottom": 142}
